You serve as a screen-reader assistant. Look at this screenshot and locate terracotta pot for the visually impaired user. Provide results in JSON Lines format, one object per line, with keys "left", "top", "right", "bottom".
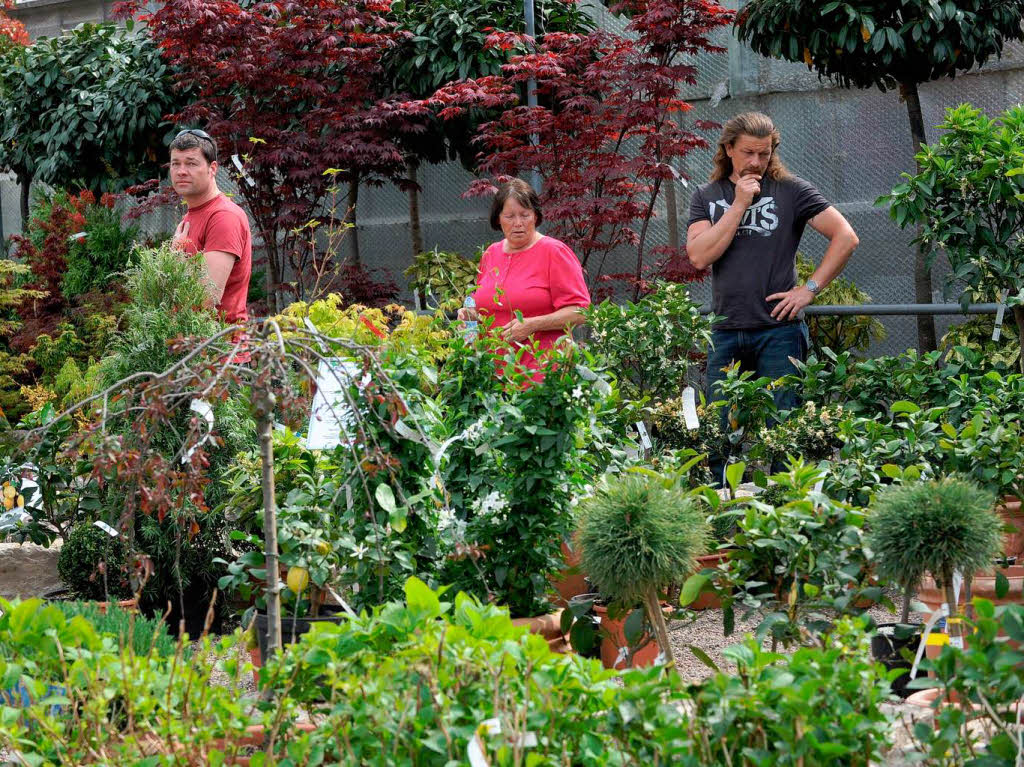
{"left": 511, "top": 609, "right": 570, "bottom": 653}
{"left": 594, "top": 604, "right": 667, "bottom": 670}
{"left": 998, "top": 497, "right": 1024, "bottom": 559}
{"left": 917, "top": 565, "right": 1024, "bottom": 613}
{"left": 210, "top": 723, "right": 318, "bottom": 766}
{"left": 95, "top": 597, "right": 139, "bottom": 615}
{"left": 689, "top": 550, "right": 731, "bottom": 610}
{"left": 248, "top": 647, "right": 261, "bottom": 688}
{"left": 549, "top": 539, "right": 588, "bottom": 608}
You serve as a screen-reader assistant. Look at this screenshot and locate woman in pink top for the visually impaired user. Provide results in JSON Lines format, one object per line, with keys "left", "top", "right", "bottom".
{"left": 459, "top": 179, "right": 591, "bottom": 370}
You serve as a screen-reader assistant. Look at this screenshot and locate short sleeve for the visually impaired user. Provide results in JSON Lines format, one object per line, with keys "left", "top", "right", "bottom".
{"left": 202, "top": 210, "right": 246, "bottom": 259}
{"left": 687, "top": 187, "right": 709, "bottom": 226}
{"left": 791, "top": 177, "right": 830, "bottom": 225}
{"left": 546, "top": 239, "right": 590, "bottom": 310}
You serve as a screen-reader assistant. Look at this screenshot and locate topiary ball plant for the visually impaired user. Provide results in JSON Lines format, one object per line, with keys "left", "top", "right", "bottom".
{"left": 577, "top": 472, "right": 710, "bottom": 665}
{"left": 57, "top": 522, "right": 133, "bottom": 601}
{"left": 867, "top": 477, "right": 1001, "bottom": 633}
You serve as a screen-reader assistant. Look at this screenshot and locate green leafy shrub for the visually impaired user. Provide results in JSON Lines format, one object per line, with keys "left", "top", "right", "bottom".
{"left": 57, "top": 522, "right": 133, "bottom": 601}
{"left": 910, "top": 601, "right": 1024, "bottom": 765}
{"left": 705, "top": 462, "right": 875, "bottom": 648}
{"left": 53, "top": 600, "right": 178, "bottom": 659}
{"left": 754, "top": 400, "right": 844, "bottom": 466}
{"left": 61, "top": 200, "right": 138, "bottom": 299}
{"left": 403, "top": 246, "right": 480, "bottom": 308}
{"left": 797, "top": 254, "right": 885, "bottom": 356}
{"left": 584, "top": 281, "right": 717, "bottom": 405}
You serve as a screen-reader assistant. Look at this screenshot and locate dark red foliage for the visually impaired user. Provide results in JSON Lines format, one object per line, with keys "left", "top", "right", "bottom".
{"left": 0, "top": 0, "right": 28, "bottom": 46}
{"left": 117, "top": 0, "right": 431, "bottom": 306}
{"left": 332, "top": 261, "right": 400, "bottom": 309}
{"left": 426, "top": 0, "right": 731, "bottom": 296}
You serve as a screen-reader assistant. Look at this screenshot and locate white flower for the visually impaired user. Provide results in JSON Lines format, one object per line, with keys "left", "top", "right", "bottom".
{"left": 353, "top": 543, "right": 369, "bottom": 560}
{"left": 572, "top": 386, "right": 584, "bottom": 400}
{"left": 473, "top": 490, "right": 508, "bottom": 519}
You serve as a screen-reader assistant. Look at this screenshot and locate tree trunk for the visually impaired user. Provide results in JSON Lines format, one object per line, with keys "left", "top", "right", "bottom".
{"left": 1014, "top": 305, "right": 1024, "bottom": 375}
{"left": 664, "top": 173, "right": 679, "bottom": 251}
{"left": 407, "top": 157, "right": 424, "bottom": 260}
{"left": 899, "top": 80, "right": 937, "bottom": 353}
{"left": 347, "top": 175, "right": 361, "bottom": 266}
{"left": 18, "top": 171, "right": 30, "bottom": 225}
{"left": 643, "top": 588, "right": 674, "bottom": 666}
{"left": 253, "top": 381, "right": 281, "bottom": 658}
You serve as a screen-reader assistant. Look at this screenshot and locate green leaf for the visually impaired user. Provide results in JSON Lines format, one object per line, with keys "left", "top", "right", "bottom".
{"left": 375, "top": 483, "right": 396, "bottom": 513}
{"left": 890, "top": 400, "right": 921, "bottom": 414}
{"left": 688, "top": 644, "right": 720, "bottom": 671}
{"left": 995, "top": 571, "right": 1010, "bottom": 599}
{"left": 726, "top": 461, "right": 746, "bottom": 492}
{"left": 404, "top": 576, "right": 440, "bottom": 617}
{"left": 623, "top": 607, "right": 645, "bottom": 645}
{"left": 679, "top": 574, "right": 710, "bottom": 607}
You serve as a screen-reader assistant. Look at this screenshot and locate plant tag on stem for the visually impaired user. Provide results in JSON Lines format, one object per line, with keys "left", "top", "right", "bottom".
{"left": 93, "top": 520, "right": 119, "bottom": 537}
{"left": 231, "top": 154, "right": 256, "bottom": 187}
{"left": 182, "top": 400, "right": 215, "bottom": 463}
{"left": 635, "top": 421, "right": 652, "bottom": 450}
{"left": 681, "top": 386, "right": 700, "bottom": 431}
{"left": 993, "top": 290, "right": 1007, "bottom": 342}
{"left": 813, "top": 478, "right": 825, "bottom": 494}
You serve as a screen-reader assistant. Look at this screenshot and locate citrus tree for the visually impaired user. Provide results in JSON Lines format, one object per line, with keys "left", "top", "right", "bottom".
{"left": 882, "top": 103, "right": 1024, "bottom": 373}
{"left": 735, "top": 0, "right": 1024, "bottom": 352}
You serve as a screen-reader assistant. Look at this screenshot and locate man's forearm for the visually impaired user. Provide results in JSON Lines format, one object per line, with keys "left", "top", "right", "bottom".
{"left": 809, "top": 231, "right": 858, "bottom": 290}
{"left": 687, "top": 204, "right": 746, "bottom": 269}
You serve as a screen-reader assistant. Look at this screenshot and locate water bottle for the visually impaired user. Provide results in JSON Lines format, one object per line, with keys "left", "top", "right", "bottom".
{"left": 463, "top": 295, "right": 478, "bottom": 341}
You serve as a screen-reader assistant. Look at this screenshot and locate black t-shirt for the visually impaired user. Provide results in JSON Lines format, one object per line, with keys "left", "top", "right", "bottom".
{"left": 687, "top": 175, "right": 830, "bottom": 330}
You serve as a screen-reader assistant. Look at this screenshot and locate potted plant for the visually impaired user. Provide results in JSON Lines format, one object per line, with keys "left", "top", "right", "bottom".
{"left": 867, "top": 477, "right": 1003, "bottom": 651}
{"left": 576, "top": 471, "right": 710, "bottom": 667}
{"left": 56, "top": 520, "right": 136, "bottom": 607}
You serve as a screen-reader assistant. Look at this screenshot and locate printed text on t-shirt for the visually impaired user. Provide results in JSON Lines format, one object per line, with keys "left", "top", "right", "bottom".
{"left": 707, "top": 197, "right": 779, "bottom": 237}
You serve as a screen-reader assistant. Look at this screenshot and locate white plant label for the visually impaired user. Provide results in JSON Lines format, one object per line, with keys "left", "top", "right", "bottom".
{"left": 813, "top": 478, "right": 825, "bottom": 494}
{"left": 948, "top": 635, "right": 964, "bottom": 649}
{"left": 231, "top": 154, "right": 256, "bottom": 187}
{"left": 681, "top": 386, "right": 700, "bottom": 431}
{"left": 306, "top": 358, "right": 361, "bottom": 449}
{"left": 635, "top": 421, "right": 652, "bottom": 450}
{"left": 93, "top": 520, "right": 120, "bottom": 538}
{"left": 182, "top": 399, "right": 215, "bottom": 463}
{"left": 993, "top": 291, "right": 1007, "bottom": 342}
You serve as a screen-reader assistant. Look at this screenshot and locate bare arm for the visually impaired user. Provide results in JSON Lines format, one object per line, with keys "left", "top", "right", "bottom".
{"left": 767, "top": 206, "right": 860, "bottom": 321}
{"left": 502, "top": 305, "right": 586, "bottom": 343}
{"left": 201, "top": 249, "right": 237, "bottom": 307}
{"left": 686, "top": 175, "right": 762, "bottom": 270}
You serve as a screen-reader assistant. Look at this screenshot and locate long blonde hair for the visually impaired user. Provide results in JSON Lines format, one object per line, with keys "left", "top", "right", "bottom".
{"left": 710, "top": 112, "right": 790, "bottom": 182}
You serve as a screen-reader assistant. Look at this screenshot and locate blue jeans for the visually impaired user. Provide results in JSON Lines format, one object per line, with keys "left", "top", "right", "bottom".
{"left": 705, "top": 322, "right": 809, "bottom": 485}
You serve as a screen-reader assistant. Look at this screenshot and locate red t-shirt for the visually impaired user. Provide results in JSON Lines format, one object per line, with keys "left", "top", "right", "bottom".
{"left": 472, "top": 235, "right": 591, "bottom": 369}
{"left": 180, "top": 193, "right": 252, "bottom": 324}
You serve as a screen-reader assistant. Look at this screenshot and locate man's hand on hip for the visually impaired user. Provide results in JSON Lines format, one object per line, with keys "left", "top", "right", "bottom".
{"left": 767, "top": 285, "right": 814, "bottom": 321}
{"left": 734, "top": 175, "right": 762, "bottom": 208}
{"left": 172, "top": 219, "right": 191, "bottom": 251}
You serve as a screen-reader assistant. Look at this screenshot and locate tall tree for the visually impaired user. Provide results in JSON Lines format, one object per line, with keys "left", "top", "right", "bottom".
{"left": 427, "top": 0, "right": 733, "bottom": 295}
{"left": 0, "top": 21, "right": 175, "bottom": 221}
{"left": 735, "top": 0, "right": 1024, "bottom": 352}
{"left": 382, "top": 0, "right": 594, "bottom": 260}
{"left": 123, "top": 0, "right": 414, "bottom": 308}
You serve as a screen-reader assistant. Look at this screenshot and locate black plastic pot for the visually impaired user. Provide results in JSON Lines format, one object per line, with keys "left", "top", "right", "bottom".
{"left": 254, "top": 608, "right": 346, "bottom": 660}
{"left": 871, "top": 622, "right": 923, "bottom": 699}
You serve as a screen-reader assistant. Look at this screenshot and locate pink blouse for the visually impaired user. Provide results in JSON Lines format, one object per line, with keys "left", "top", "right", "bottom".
{"left": 472, "top": 235, "right": 591, "bottom": 369}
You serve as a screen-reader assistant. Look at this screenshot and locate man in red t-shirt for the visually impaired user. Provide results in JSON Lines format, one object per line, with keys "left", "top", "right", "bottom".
{"left": 168, "top": 129, "right": 252, "bottom": 324}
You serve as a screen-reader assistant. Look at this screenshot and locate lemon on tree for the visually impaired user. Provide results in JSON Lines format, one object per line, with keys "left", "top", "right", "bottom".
{"left": 286, "top": 565, "right": 310, "bottom": 595}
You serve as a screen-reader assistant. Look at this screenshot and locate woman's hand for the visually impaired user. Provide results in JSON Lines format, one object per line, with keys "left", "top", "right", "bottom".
{"left": 457, "top": 307, "right": 480, "bottom": 321}
{"left": 501, "top": 317, "right": 534, "bottom": 343}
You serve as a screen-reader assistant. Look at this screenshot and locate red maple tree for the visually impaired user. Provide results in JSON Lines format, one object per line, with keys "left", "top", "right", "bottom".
{"left": 0, "top": 0, "right": 28, "bottom": 47}
{"left": 426, "top": 0, "right": 733, "bottom": 297}
{"left": 116, "top": 0, "right": 427, "bottom": 308}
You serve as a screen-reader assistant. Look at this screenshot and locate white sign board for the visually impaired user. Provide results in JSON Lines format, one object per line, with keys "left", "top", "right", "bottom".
{"left": 306, "top": 358, "right": 362, "bottom": 450}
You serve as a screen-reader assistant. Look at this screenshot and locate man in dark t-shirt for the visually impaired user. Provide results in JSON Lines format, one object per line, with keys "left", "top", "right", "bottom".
{"left": 686, "top": 112, "right": 859, "bottom": 482}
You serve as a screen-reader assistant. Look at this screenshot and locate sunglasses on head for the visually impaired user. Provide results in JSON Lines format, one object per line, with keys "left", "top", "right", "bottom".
{"left": 176, "top": 128, "right": 213, "bottom": 141}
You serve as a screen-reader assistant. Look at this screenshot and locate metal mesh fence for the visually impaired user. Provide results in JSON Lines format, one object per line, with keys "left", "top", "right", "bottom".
{"left": 1, "top": 4, "right": 1022, "bottom": 357}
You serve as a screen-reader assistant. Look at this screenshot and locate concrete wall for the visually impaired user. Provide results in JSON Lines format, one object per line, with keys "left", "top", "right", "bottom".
{"left": 9, "top": 0, "right": 118, "bottom": 40}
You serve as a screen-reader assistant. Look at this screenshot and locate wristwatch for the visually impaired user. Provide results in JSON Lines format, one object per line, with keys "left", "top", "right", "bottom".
{"left": 805, "top": 279, "right": 820, "bottom": 294}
